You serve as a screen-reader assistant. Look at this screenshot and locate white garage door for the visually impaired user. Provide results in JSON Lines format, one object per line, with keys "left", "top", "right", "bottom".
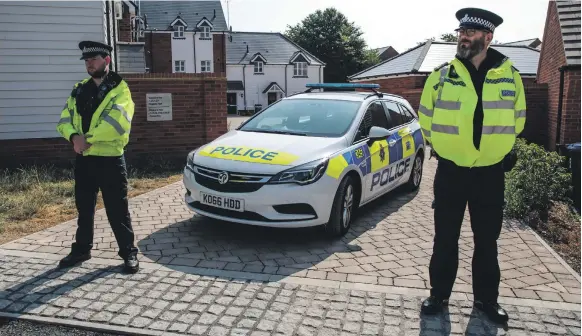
{"left": 0, "top": 1, "right": 106, "bottom": 140}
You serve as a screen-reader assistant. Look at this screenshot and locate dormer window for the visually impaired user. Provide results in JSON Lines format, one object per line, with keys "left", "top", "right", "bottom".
{"left": 290, "top": 52, "right": 310, "bottom": 77}
{"left": 200, "top": 26, "right": 211, "bottom": 39}
{"left": 196, "top": 17, "right": 214, "bottom": 40}
{"left": 250, "top": 53, "right": 267, "bottom": 74}
{"left": 173, "top": 25, "right": 185, "bottom": 38}
{"left": 293, "top": 62, "right": 308, "bottom": 77}
{"left": 254, "top": 61, "right": 264, "bottom": 74}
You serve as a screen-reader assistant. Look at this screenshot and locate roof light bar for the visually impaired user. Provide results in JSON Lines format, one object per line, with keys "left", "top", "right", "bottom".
{"left": 304, "top": 83, "right": 383, "bottom": 97}
{"left": 305, "top": 83, "right": 380, "bottom": 89}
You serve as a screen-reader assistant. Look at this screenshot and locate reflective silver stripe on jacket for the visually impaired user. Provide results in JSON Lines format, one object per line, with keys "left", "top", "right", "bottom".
{"left": 57, "top": 117, "right": 71, "bottom": 125}
{"left": 483, "top": 100, "right": 515, "bottom": 109}
{"left": 515, "top": 110, "right": 526, "bottom": 118}
{"left": 112, "top": 104, "right": 131, "bottom": 123}
{"left": 421, "top": 128, "right": 431, "bottom": 138}
{"left": 103, "top": 115, "right": 126, "bottom": 135}
{"left": 482, "top": 126, "right": 515, "bottom": 135}
{"left": 432, "top": 124, "right": 459, "bottom": 135}
{"left": 418, "top": 104, "right": 433, "bottom": 117}
{"left": 435, "top": 100, "right": 461, "bottom": 110}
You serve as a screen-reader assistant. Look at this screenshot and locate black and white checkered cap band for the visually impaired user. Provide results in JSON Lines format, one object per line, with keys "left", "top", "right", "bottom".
{"left": 82, "top": 46, "right": 109, "bottom": 54}
{"left": 459, "top": 14, "right": 495, "bottom": 31}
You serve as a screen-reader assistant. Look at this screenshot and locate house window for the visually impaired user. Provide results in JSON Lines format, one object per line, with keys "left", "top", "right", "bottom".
{"left": 173, "top": 25, "right": 185, "bottom": 38}
{"left": 254, "top": 62, "right": 264, "bottom": 74}
{"left": 174, "top": 60, "right": 185, "bottom": 72}
{"left": 294, "top": 62, "right": 307, "bottom": 77}
{"left": 201, "top": 60, "right": 211, "bottom": 72}
{"left": 200, "top": 26, "right": 211, "bottom": 39}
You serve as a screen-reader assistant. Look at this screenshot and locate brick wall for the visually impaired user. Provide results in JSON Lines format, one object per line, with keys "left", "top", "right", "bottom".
{"left": 0, "top": 73, "right": 227, "bottom": 168}
{"left": 355, "top": 74, "right": 549, "bottom": 147}
{"left": 536, "top": 1, "right": 572, "bottom": 150}
{"left": 144, "top": 33, "right": 172, "bottom": 73}
{"left": 562, "top": 69, "right": 581, "bottom": 145}
{"left": 213, "top": 33, "right": 226, "bottom": 74}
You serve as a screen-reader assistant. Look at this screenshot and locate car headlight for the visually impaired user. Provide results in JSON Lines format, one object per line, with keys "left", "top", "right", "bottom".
{"left": 268, "top": 157, "right": 329, "bottom": 185}
{"left": 186, "top": 148, "right": 199, "bottom": 168}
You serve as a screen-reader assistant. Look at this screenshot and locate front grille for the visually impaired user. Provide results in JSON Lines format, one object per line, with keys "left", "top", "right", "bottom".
{"left": 191, "top": 164, "right": 271, "bottom": 193}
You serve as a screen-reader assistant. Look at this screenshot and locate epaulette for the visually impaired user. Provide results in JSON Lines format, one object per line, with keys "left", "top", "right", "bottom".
{"left": 70, "top": 82, "right": 83, "bottom": 98}
{"left": 434, "top": 62, "right": 449, "bottom": 71}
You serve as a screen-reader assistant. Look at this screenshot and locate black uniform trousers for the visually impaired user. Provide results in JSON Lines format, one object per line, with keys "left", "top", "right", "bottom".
{"left": 71, "top": 154, "right": 138, "bottom": 259}
{"left": 429, "top": 157, "right": 505, "bottom": 304}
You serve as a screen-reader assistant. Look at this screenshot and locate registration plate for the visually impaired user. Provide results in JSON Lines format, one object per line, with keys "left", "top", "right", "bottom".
{"left": 200, "top": 192, "right": 244, "bottom": 212}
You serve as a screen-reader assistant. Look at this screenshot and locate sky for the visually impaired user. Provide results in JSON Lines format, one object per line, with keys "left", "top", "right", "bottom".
{"left": 220, "top": 0, "right": 550, "bottom": 52}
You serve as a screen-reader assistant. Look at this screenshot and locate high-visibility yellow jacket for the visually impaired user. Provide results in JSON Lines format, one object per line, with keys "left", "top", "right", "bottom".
{"left": 56, "top": 75, "right": 134, "bottom": 157}
{"left": 418, "top": 53, "right": 526, "bottom": 168}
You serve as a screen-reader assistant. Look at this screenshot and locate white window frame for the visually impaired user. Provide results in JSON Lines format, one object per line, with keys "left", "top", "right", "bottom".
{"left": 174, "top": 60, "right": 185, "bottom": 72}
{"left": 200, "top": 26, "right": 211, "bottom": 38}
{"left": 201, "top": 60, "right": 211, "bottom": 73}
{"left": 173, "top": 25, "right": 185, "bottom": 38}
{"left": 293, "top": 62, "right": 308, "bottom": 77}
{"left": 254, "top": 61, "right": 264, "bottom": 74}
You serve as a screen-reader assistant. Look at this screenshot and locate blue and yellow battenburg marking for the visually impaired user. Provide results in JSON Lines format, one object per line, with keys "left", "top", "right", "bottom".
{"left": 325, "top": 125, "right": 424, "bottom": 179}
{"left": 198, "top": 145, "right": 300, "bottom": 165}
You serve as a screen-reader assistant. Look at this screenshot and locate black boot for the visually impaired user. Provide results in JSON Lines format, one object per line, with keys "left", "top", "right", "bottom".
{"left": 123, "top": 254, "right": 139, "bottom": 274}
{"left": 421, "top": 296, "right": 448, "bottom": 315}
{"left": 58, "top": 252, "right": 91, "bottom": 269}
{"left": 474, "top": 301, "right": 509, "bottom": 324}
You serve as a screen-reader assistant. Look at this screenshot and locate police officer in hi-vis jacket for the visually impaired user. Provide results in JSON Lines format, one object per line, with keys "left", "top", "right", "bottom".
{"left": 56, "top": 41, "right": 139, "bottom": 274}
{"left": 418, "top": 8, "right": 526, "bottom": 324}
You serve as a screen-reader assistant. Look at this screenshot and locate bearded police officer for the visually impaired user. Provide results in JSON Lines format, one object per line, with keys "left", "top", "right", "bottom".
{"left": 418, "top": 8, "right": 526, "bottom": 324}
{"left": 56, "top": 41, "right": 139, "bottom": 273}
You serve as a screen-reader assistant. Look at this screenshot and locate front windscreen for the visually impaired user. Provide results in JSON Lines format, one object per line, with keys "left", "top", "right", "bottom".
{"left": 239, "top": 98, "right": 361, "bottom": 137}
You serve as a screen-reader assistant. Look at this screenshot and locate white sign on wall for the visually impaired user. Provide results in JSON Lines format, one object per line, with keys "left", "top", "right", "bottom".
{"left": 146, "top": 93, "right": 173, "bottom": 121}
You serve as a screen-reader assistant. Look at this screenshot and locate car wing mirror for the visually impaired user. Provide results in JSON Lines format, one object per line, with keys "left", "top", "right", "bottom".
{"left": 368, "top": 126, "right": 393, "bottom": 144}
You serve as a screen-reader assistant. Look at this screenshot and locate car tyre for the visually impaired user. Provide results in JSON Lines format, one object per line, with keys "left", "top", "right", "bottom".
{"left": 325, "top": 175, "right": 355, "bottom": 237}
{"left": 405, "top": 152, "right": 424, "bottom": 191}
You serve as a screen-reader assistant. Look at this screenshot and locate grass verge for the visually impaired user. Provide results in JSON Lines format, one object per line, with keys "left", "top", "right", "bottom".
{"left": 526, "top": 201, "right": 581, "bottom": 274}
{"left": 0, "top": 159, "right": 183, "bottom": 245}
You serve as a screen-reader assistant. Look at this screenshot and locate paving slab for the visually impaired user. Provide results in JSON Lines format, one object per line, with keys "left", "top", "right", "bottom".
{"left": 0, "top": 151, "right": 580, "bottom": 334}
{"left": 0, "top": 254, "right": 580, "bottom": 336}
{"left": 2, "top": 151, "right": 578, "bottom": 304}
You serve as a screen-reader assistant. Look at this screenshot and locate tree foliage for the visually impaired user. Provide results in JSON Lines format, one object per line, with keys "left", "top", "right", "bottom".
{"left": 284, "top": 8, "right": 376, "bottom": 83}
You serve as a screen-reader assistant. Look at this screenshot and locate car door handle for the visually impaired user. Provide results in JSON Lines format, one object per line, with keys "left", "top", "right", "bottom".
{"left": 389, "top": 139, "right": 396, "bottom": 147}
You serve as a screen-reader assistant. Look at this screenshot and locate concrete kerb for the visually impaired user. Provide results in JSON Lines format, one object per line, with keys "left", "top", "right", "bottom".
{"left": 1, "top": 248, "right": 580, "bottom": 312}
{"left": 0, "top": 311, "right": 182, "bottom": 336}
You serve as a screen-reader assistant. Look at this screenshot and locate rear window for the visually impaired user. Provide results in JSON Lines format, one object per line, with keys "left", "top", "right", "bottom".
{"left": 239, "top": 98, "right": 361, "bottom": 137}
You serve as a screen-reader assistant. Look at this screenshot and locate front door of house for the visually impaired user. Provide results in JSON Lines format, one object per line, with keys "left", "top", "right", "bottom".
{"left": 227, "top": 92, "right": 237, "bottom": 115}
{"left": 268, "top": 92, "right": 278, "bottom": 105}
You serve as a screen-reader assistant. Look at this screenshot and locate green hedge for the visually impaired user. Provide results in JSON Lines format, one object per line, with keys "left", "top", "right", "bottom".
{"left": 504, "top": 138, "right": 572, "bottom": 219}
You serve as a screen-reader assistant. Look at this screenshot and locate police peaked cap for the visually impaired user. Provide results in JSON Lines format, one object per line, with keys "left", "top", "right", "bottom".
{"left": 455, "top": 7, "right": 503, "bottom": 33}
{"left": 79, "top": 41, "right": 113, "bottom": 60}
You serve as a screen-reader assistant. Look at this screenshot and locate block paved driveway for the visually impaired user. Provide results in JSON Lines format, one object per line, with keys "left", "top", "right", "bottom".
{"left": 1, "top": 151, "right": 580, "bottom": 335}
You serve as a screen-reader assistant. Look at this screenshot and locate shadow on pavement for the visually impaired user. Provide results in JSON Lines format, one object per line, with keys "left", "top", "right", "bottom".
{"left": 137, "top": 185, "right": 419, "bottom": 281}
{"left": 0, "top": 264, "right": 123, "bottom": 317}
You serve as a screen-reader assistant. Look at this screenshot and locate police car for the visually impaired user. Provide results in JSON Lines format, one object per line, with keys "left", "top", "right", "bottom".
{"left": 183, "top": 83, "right": 425, "bottom": 236}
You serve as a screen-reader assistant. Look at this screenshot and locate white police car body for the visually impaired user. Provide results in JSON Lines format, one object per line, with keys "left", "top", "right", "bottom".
{"left": 183, "top": 83, "right": 425, "bottom": 236}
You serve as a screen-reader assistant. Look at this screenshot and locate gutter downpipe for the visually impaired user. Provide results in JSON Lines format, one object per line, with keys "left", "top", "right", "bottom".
{"left": 556, "top": 65, "right": 566, "bottom": 150}
{"left": 111, "top": 1, "right": 119, "bottom": 72}
{"left": 284, "top": 64, "right": 288, "bottom": 97}
{"left": 243, "top": 65, "right": 247, "bottom": 112}
{"left": 193, "top": 31, "right": 197, "bottom": 73}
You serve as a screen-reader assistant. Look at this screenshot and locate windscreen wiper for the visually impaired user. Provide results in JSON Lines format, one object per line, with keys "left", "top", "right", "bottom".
{"left": 245, "top": 129, "right": 307, "bottom": 136}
